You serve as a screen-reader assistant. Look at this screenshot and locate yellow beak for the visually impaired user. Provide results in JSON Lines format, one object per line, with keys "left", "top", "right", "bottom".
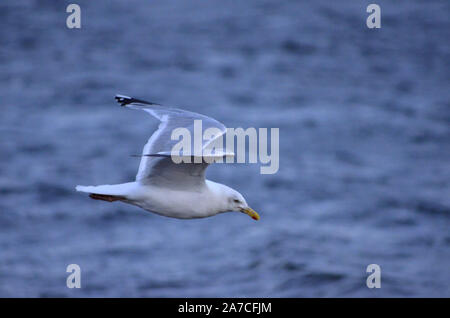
{"left": 241, "top": 207, "right": 260, "bottom": 221}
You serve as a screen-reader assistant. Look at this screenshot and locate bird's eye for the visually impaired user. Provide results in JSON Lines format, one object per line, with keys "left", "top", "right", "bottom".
{"left": 233, "top": 199, "right": 240, "bottom": 204}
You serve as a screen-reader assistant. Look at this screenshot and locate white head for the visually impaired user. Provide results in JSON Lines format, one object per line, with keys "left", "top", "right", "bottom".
{"left": 212, "top": 182, "right": 260, "bottom": 221}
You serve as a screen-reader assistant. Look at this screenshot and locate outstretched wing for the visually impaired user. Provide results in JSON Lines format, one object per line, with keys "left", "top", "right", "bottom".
{"left": 115, "top": 95, "right": 231, "bottom": 188}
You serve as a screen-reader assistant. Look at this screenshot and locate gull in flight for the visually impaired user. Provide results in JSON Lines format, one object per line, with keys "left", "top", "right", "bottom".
{"left": 76, "top": 95, "right": 260, "bottom": 221}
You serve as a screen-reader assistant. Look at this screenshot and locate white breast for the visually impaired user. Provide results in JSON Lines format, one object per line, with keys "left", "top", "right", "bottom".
{"left": 128, "top": 181, "right": 224, "bottom": 219}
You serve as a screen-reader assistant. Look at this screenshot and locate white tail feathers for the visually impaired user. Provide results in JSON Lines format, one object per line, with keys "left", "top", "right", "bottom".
{"left": 75, "top": 182, "right": 136, "bottom": 196}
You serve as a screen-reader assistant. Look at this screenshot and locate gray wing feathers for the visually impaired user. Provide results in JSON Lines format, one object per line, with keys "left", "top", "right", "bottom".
{"left": 115, "top": 95, "right": 226, "bottom": 187}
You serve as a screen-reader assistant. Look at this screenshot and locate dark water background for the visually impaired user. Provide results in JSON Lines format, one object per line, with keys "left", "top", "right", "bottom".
{"left": 0, "top": 0, "right": 449, "bottom": 297}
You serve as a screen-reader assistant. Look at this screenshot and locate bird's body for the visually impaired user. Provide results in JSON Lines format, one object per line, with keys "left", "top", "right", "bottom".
{"left": 77, "top": 180, "right": 234, "bottom": 219}
{"left": 76, "top": 95, "right": 259, "bottom": 221}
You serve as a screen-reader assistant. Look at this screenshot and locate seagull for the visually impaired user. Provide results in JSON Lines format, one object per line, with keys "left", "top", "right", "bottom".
{"left": 76, "top": 95, "right": 260, "bottom": 221}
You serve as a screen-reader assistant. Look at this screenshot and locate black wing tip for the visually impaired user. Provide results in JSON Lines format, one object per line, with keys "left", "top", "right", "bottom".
{"left": 115, "top": 94, "right": 132, "bottom": 106}
{"left": 115, "top": 94, "right": 160, "bottom": 107}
